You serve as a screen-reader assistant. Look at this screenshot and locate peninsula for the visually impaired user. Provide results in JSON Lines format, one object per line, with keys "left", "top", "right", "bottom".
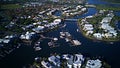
{"left": 78, "top": 9, "right": 120, "bottom": 41}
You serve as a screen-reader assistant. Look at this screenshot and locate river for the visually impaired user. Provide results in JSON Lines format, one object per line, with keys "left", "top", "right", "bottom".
{"left": 0, "top": 0, "right": 120, "bottom": 68}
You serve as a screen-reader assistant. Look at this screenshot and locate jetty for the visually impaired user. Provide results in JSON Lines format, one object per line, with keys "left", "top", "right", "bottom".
{"left": 60, "top": 31, "right": 81, "bottom": 46}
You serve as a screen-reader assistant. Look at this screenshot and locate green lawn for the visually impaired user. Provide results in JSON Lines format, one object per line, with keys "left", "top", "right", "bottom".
{"left": 1, "top": 4, "right": 22, "bottom": 9}
{"left": 96, "top": 5, "right": 120, "bottom": 11}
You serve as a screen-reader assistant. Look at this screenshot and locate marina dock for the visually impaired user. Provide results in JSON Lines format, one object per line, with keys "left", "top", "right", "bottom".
{"left": 60, "top": 31, "right": 81, "bottom": 46}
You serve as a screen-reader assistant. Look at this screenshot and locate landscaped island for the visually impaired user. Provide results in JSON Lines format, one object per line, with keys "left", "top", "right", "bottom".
{"left": 78, "top": 9, "right": 120, "bottom": 41}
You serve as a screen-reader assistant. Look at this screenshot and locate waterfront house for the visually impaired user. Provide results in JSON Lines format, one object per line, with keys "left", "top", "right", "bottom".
{"left": 37, "top": 22, "right": 42, "bottom": 25}
{"left": 81, "top": 8, "right": 87, "bottom": 12}
{"left": 101, "top": 23, "right": 109, "bottom": 30}
{"left": 67, "top": 62, "right": 72, "bottom": 68}
{"left": 39, "top": 11, "right": 46, "bottom": 15}
{"left": 32, "top": 26, "right": 45, "bottom": 33}
{"left": 4, "top": 35, "right": 13, "bottom": 43}
{"left": 73, "top": 54, "right": 84, "bottom": 68}
{"left": 85, "top": 59, "right": 102, "bottom": 68}
{"left": 93, "top": 33, "right": 102, "bottom": 39}
{"left": 67, "top": 58, "right": 74, "bottom": 68}
{"left": 62, "top": 54, "right": 74, "bottom": 68}
{"left": 109, "top": 30, "right": 117, "bottom": 37}
{"left": 101, "top": 17, "right": 112, "bottom": 23}
{"left": 20, "top": 32, "right": 36, "bottom": 40}
{"left": 100, "top": 22, "right": 117, "bottom": 38}
{"left": 41, "top": 61, "right": 53, "bottom": 68}
{"left": 104, "top": 33, "right": 113, "bottom": 38}
{"left": 107, "top": 13, "right": 114, "bottom": 18}
{"left": 5, "top": 35, "right": 14, "bottom": 39}
{"left": 83, "top": 24, "right": 93, "bottom": 31}
{"left": 33, "top": 23, "right": 37, "bottom": 25}
{"left": 25, "top": 24, "right": 34, "bottom": 29}
{"left": 86, "top": 31, "right": 94, "bottom": 36}
{"left": 76, "top": 5, "right": 83, "bottom": 10}
{"left": 62, "top": 54, "right": 73, "bottom": 60}
{"left": 101, "top": 23, "right": 114, "bottom": 31}
{"left": 81, "top": 19, "right": 88, "bottom": 25}
{"left": 99, "top": 10, "right": 104, "bottom": 14}
{"left": 1, "top": 35, "right": 16, "bottom": 44}
{"left": 53, "top": 19, "right": 61, "bottom": 24}
{"left": 86, "top": 16, "right": 93, "bottom": 19}
{"left": 48, "top": 55, "right": 60, "bottom": 67}
{"left": 0, "top": 39, "right": 3, "bottom": 43}
{"left": 3, "top": 39, "right": 10, "bottom": 44}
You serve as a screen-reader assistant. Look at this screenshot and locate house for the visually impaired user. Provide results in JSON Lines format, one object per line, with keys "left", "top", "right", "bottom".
{"left": 101, "top": 22, "right": 118, "bottom": 38}
{"left": 62, "top": 54, "right": 73, "bottom": 60}
{"left": 86, "top": 16, "right": 93, "bottom": 18}
{"left": 5, "top": 35, "right": 14, "bottom": 39}
{"left": 37, "top": 22, "right": 42, "bottom": 25}
{"left": 0, "top": 39, "right": 3, "bottom": 43}
{"left": 86, "top": 31, "right": 94, "bottom": 35}
{"left": 62, "top": 54, "right": 74, "bottom": 68}
{"left": 53, "top": 19, "right": 61, "bottom": 24}
{"left": 3, "top": 39, "right": 10, "bottom": 44}
{"left": 76, "top": 5, "right": 83, "bottom": 10}
{"left": 81, "top": 19, "right": 88, "bottom": 25}
{"left": 101, "top": 17, "right": 112, "bottom": 23}
{"left": 32, "top": 26, "right": 44, "bottom": 33}
{"left": 20, "top": 32, "right": 36, "bottom": 40}
{"left": 50, "top": 0, "right": 59, "bottom": 2}
{"left": 33, "top": 23, "right": 37, "bottom": 25}
{"left": 67, "top": 62, "right": 72, "bottom": 68}
{"left": 67, "top": 59, "right": 73, "bottom": 68}
{"left": 85, "top": 59, "right": 102, "bottom": 68}
{"left": 48, "top": 55, "right": 60, "bottom": 67}
{"left": 101, "top": 23, "right": 109, "bottom": 30}
{"left": 41, "top": 61, "right": 53, "bottom": 68}
{"left": 73, "top": 54, "right": 84, "bottom": 68}
{"left": 93, "top": 33, "right": 102, "bottom": 39}
{"left": 25, "top": 24, "right": 34, "bottom": 29}
{"left": 1, "top": 35, "right": 16, "bottom": 44}
{"left": 83, "top": 24, "right": 93, "bottom": 31}
{"left": 109, "top": 30, "right": 117, "bottom": 37}
{"left": 81, "top": 8, "right": 87, "bottom": 12}
{"left": 99, "top": 10, "right": 104, "bottom": 14}
{"left": 104, "top": 33, "right": 113, "bottom": 38}
{"left": 107, "top": 13, "right": 114, "bottom": 18}
{"left": 66, "top": 54, "right": 74, "bottom": 68}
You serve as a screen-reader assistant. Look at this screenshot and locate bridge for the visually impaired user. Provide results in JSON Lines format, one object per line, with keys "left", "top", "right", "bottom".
{"left": 64, "top": 19, "right": 78, "bottom": 21}
{"left": 85, "top": 5, "right": 96, "bottom": 8}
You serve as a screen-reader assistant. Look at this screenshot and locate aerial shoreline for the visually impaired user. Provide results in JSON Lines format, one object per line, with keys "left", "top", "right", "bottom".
{"left": 77, "top": 5, "right": 120, "bottom": 42}
{"left": 0, "top": 0, "right": 120, "bottom": 68}
{"left": 77, "top": 21, "right": 120, "bottom": 42}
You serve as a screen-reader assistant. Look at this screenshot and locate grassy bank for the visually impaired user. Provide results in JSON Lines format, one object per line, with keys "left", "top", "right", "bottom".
{"left": 96, "top": 5, "right": 120, "bottom": 11}
{"left": 1, "top": 4, "right": 22, "bottom": 9}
